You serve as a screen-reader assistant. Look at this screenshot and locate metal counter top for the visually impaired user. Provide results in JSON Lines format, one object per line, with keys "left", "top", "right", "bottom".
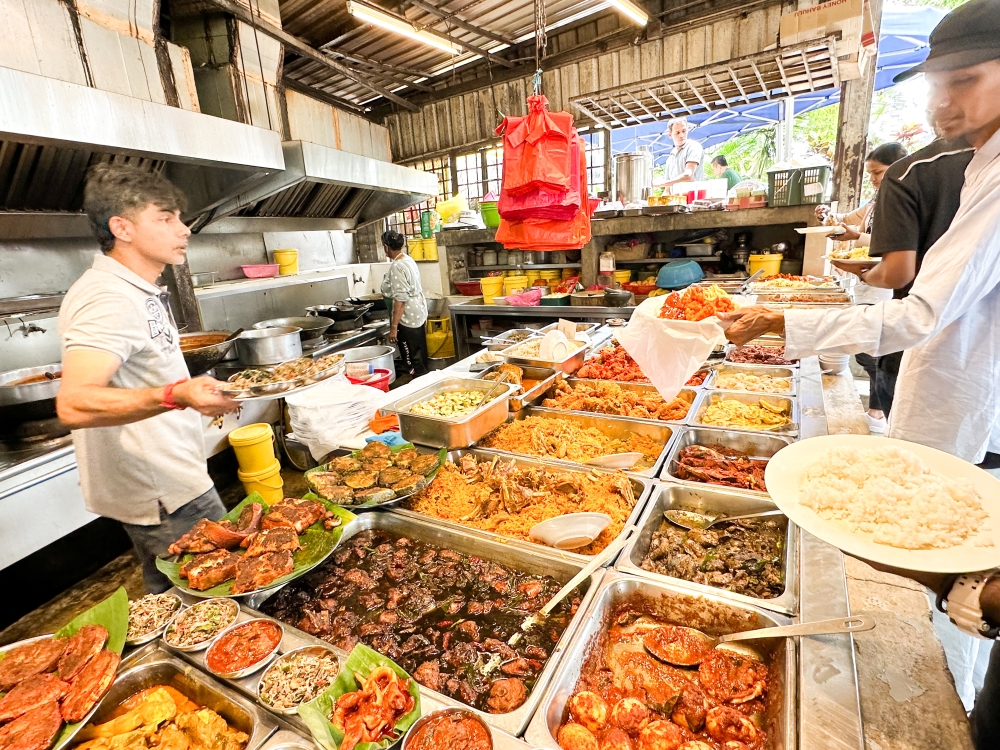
{"left": 449, "top": 303, "right": 635, "bottom": 317}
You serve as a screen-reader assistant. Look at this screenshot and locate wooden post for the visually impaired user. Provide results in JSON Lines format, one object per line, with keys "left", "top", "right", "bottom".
{"left": 831, "top": 0, "right": 885, "bottom": 212}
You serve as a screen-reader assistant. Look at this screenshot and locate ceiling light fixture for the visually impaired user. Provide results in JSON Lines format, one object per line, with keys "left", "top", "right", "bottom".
{"left": 347, "top": 1, "right": 462, "bottom": 55}
{"left": 608, "top": 0, "right": 648, "bottom": 26}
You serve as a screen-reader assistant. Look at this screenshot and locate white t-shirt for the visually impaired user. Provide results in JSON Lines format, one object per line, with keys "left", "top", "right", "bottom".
{"left": 59, "top": 254, "right": 213, "bottom": 525}
{"left": 381, "top": 253, "right": 428, "bottom": 329}
{"left": 665, "top": 138, "right": 705, "bottom": 181}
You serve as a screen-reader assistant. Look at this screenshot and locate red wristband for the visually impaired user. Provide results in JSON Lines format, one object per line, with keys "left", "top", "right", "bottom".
{"left": 160, "top": 379, "right": 188, "bottom": 410}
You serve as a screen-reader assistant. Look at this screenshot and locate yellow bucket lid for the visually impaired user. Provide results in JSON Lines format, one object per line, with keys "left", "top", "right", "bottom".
{"left": 228, "top": 423, "right": 274, "bottom": 446}
{"left": 237, "top": 458, "right": 282, "bottom": 481}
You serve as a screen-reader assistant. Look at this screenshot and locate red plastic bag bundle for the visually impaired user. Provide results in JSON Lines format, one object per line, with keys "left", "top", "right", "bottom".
{"left": 497, "top": 135, "right": 581, "bottom": 221}
{"left": 496, "top": 95, "right": 575, "bottom": 198}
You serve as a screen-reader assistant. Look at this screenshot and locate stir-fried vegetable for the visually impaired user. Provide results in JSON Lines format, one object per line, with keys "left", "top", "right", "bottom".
{"left": 126, "top": 593, "right": 181, "bottom": 640}
{"left": 410, "top": 390, "right": 487, "bottom": 418}
{"left": 258, "top": 650, "right": 341, "bottom": 709}
{"left": 163, "top": 599, "right": 238, "bottom": 648}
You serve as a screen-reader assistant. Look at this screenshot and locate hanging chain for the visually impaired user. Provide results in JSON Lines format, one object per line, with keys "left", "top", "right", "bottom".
{"left": 533, "top": 0, "right": 547, "bottom": 95}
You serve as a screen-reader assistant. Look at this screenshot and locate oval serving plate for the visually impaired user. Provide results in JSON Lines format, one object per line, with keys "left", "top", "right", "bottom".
{"left": 125, "top": 592, "right": 185, "bottom": 647}
{"left": 162, "top": 597, "right": 240, "bottom": 652}
{"left": 256, "top": 644, "right": 341, "bottom": 715}
{"left": 204, "top": 618, "right": 284, "bottom": 679}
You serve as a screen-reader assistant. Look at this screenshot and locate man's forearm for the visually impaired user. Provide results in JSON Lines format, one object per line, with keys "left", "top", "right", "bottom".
{"left": 57, "top": 384, "right": 169, "bottom": 428}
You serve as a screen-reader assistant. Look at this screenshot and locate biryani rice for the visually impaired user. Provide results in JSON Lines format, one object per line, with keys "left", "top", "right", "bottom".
{"left": 801, "top": 446, "right": 992, "bottom": 550}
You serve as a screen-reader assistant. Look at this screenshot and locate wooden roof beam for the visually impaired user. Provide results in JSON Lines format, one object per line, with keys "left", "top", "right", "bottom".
{"left": 405, "top": 0, "right": 517, "bottom": 47}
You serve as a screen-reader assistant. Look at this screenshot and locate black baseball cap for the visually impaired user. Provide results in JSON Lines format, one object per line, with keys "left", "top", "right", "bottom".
{"left": 894, "top": 0, "right": 1000, "bottom": 82}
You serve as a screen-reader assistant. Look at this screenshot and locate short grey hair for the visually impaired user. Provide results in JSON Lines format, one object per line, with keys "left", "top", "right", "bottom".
{"left": 669, "top": 118, "right": 689, "bottom": 134}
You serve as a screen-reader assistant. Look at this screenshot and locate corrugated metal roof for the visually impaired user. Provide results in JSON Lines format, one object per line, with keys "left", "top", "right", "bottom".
{"left": 278, "top": 0, "right": 618, "bottom": 108}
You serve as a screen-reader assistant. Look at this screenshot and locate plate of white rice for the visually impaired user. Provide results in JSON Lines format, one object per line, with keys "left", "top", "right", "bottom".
{"left": 764, "top": 435, "right": 1000, "bottom": 572}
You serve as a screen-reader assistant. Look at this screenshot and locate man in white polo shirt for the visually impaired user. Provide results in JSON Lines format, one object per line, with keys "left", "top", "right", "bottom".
{"left": 656, "top": 118, "right": 705, "bottom": 188}
{"left": 58, "top": 163, "right": 238, "bottom": 593}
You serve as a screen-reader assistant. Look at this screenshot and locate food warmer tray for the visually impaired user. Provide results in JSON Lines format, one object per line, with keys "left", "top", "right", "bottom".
{"left": 382, "top": 377, "right": 517, "bottom": 449}
{"left": 535, "top": 380, "right": 699, "bottom": 426}
{"left": 724, "top": 343, "right": 800, "bottom": 370}
{"left": 615, "top": 482, "right": 799, "bottom": 615}
{"left": 480, "top": 407, "right": 678, "bottom": 479}
{"left": 660, "top": 426, "right": 794, "bottom": 496}
{"left": 499, "top": 339, "right": 587, "bottom": 375}
{"left": 474, "top": 363, "right": 563, "bottom": 412}
{"left": 484, "top": 329, "right": 543, "bottom": 352}
{"left": 689, "top": 390, "right": 800, "bottom": 436}
{"left": 391, "top": 448, "right": 654, "bottom": 567}
{"left": 703, "top": 365, "right": 799, "bottom": 394}
{"left": 103, "top": 646, "right": 277, "bottom": 750}
{"left": 523, "top": 572, "right": 796, "bottom": 750}
{"left": 235, "top": 510, "right": 605, "bottom": 738}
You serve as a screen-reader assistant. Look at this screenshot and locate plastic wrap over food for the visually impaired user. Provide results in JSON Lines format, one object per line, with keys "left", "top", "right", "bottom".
{"left": 286, "top": 375, "right": 387, "bottom": 459}
{"left": 615, "top": 296, "right": 726, "bottom": 401}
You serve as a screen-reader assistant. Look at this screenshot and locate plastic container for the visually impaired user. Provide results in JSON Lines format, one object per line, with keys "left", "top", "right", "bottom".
{"left": 454, "top": 279, "right": 483, "bottom": 296}
{"left": 656, "top": 260, "right": 705, "bottom": 290}
{"left": 768, "top": 168, "right": 803, "bottom": 206}
{"left": 348, "top": 368, "right": 391, "bottom": 392}
{"left": 541, "top": 293, "right": 572, "bottom": 306}
{"left": 483, "top": 249, "right": 498, "bottom": 266}
{"left": 426, "top": 318, "right": 455, "bottom": 358}
{"left": 504, "top": 275, "right": 529, "bottom": 296}
{"left": 271, "top": 249, "right": 298, "bottom": 276}
{"left": 241, "top": 264, "right": 280, "bottom": 279}
{"left": 748, "top": 253, "right": 783, "bottom": 277}
{"left": 613, "top": 270, "right": 632, "bottom": 285}
{"left": 480, "top": 276, "right": 505, "bottom": 304}
{"left": 228, "top": 423, "right": 276, "bottom": 474}
{"left": 237, "top": 459, "right": 283, "bottom": 503}
{"left": 422, "top": 238, "right": 438, "bottom": 261}
{"left": 410, "top": 239, "right": 425, "bottom": 261}
{"left": 480, "top": 201, "right": 501, "bottom": 228}
{"left": 800, "top": 165, "right": 832, "bottom": 204}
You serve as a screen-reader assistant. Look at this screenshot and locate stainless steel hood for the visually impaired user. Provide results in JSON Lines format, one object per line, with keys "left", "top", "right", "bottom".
{"left": 190, "top": 140, "right": 438, "bottom": 232}
{"left": 0, "top": 66, "right": 285, "bottom": 239}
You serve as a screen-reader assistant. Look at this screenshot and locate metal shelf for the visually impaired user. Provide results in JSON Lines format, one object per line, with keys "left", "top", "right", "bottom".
{"left": 466, "top": 264, "right": 582, "bottom": 271}
{"left": 614, "top": 257, "right": 721, "bottom": 265}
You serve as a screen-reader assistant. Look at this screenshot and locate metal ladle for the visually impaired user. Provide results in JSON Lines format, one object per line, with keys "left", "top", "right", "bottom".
{"left": 664, "top": 508, "right": 784, "bottom": 531}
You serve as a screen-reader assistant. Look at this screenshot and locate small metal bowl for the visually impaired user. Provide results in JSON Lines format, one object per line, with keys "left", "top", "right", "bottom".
{"left": 256, "top": 645, "right": 341, "bottom": 715}
{"left": 402, "top": 708, "right": 494, "bottom": 750}
{"left": 125, "top": 592, "right": 185, "bottom": 647}
{"left": 205, "top": 618, "right": 284, "bottom": 679}
{"left": 163, "top": 597, "right": 240, "bottom": 652}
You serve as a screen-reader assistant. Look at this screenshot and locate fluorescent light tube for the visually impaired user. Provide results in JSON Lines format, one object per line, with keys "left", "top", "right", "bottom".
{"left": 608, "top": 0, "right": 648, "bottom": 26}
{"left": 347, "top": 1, "right": 462, "bottom": 55}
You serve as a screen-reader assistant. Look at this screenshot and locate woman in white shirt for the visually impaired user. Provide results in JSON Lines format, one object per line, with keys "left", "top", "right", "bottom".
{"left": 380, "top": 230, "right": 428, "bottom": 377}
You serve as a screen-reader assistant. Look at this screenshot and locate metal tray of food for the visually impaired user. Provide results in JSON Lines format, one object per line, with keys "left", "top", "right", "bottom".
{"left": 392, "top": 448, "right": 654, "bottom": 566}
{"left": 689, "top": 390, "right": 799, "bottom": 435}
{"left": 535, "top": 379, "right": 698, "bottom": 426}
{"left": 402, "top": 709, "right": 534, "bottom": 750}
{"left": 475, "top": 363, "right": 563, "bottom": 411}
{"left": 724, "top": 343, "right": 799, "bottom": 369}
{"left": 242, "top": 509, "right": 605, "bottom": 737}
{"left": 704, "top": 365, "right": 798, "bottom": 394}
{"left": 616, "top": 482, "right": 798, "bottom": 614}
{"left": 538, "top": 321, "right": 600, "bottom": 336}
{"left": 500, "top": 338, "right": 588, "bottom": 374}
{"left": 523, "top": 572, "right": 796, "bottom": 750}
{"left": 96, "top": 649, "right": 277, "bottom": 750}
{"left": 484, "top": 328, "right": 542, "bottom": 351}
{"left": 480, "top": 407, "right": 677, "bottom": 478}
{"left": 383, "top": 376, "right": 517, "bottom": 448}
{"left": 660, "top": 426, "right": 793, "bottom": 495}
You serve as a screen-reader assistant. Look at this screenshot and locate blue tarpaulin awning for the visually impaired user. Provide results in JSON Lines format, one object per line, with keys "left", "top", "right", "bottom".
{"left": 610, "top": 6, "right": 946, "bottom": 158}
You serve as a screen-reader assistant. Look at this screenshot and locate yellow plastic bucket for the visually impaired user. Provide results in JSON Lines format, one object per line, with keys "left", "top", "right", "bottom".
{"left": 422, "top": 237, "right": 438, "bottom": 261}
{"left": 407, "top": 238, "right": 425, "bottom": 261}
{"left": 614, "top": 270, "right": 632, "bottom": 284}
{"left": 504, "top": 275, "right": 529, "bottom": 296}
{"left": 426, "top": 318, "right": 455, "bottom": 358}
{"left": 228, "top": 423, "right": 276, "bottom": 474}
{"left": 480, "top": 276, "right": 505, "bottom": 304}
{"left": 748, "top": 253, "right": 783, "bottom": 277}
{"left": 273, "top": 249, "right": 299, "bottom": 276}
{"left": 237, "top": 459, "right": 283, "bottom": 503}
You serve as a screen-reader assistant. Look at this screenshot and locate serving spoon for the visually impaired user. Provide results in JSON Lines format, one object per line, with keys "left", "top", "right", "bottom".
{"left": 643, "top": 615, "right": 876, "bottom": 666}
{"left": 664, "top": 508, "right": 783, "bottom": 531}
{"left": 585, "top": 452, "right": 644, "bottom": 470}
{"left": 529, "top": 512, "right": 611, "bottom": 550}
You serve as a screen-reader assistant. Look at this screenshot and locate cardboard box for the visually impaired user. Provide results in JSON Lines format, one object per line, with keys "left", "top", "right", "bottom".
{"left": 780, "top": 0, "right": 876, "bottom": 80}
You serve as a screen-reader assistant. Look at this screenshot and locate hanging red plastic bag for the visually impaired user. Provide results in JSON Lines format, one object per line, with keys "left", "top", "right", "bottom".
{"left": 496, "top": 95, "right": 574, "bottom": 198}
{"left": 497, "top": 134, "right": 581, "bottom": 221}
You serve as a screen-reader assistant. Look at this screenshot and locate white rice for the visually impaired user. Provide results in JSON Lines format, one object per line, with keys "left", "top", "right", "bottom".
{"left": 801, "top": 446, "right": 993, "bottom": 550}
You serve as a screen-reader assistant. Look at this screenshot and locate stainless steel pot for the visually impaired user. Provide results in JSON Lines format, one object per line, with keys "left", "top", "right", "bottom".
{"left": 236, "top": 327, "right": 303, "bottom": 365}
{"left": 0, "top": 364, "right": 62, "bottom": 407}
{"left": 253, "top": 316, "right": 333, "bottom": 343}
{"left": 341, "top": 345, "right": 396, "bottom": 383}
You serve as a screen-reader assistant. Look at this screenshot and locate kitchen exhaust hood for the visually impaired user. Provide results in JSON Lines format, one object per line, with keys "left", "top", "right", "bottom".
{"left": 190, "top": 140, "right": 439, "bottom": 233}
{"left": 0, "top": 66, "right": 284, "bottom": 239}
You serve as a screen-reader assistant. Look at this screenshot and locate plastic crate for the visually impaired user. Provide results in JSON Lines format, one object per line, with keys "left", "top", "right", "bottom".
{"left": 799, "top": 165, "right": 832, "bottom": 204}
{"left": 768, "top": 168, "right": 803, "bottom": 206}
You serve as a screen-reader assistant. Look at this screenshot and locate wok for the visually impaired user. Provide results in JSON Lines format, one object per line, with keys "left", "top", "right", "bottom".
{"left": 253, "top": 316, "right": 333, "bottom": 343}
{"left": 305, "top": 301, "right": 372, "bottom": 321}
{"left": 0, "top": 364, "right": 62, "bottom": 431}
{"left": 180, "top": 331, "right": 238, "bottom": 376}
{"left": 349, "top": 293, "right": 388, "bottom": 312}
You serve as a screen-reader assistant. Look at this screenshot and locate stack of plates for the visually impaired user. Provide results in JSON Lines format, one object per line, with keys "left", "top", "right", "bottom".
{"left": 818, "top": 353, "right": 850, "bottom": 373}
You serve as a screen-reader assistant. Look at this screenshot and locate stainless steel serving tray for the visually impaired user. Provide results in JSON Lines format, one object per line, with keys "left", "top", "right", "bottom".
{"left": 474, "top": 363, "right": 563, "bottom": 411}
{"left": 481, "top": 407, "right": 677, "bottom": 478}
{"left": 724, "top": 343, "right": 799, "bottom": 370}
{"left": 96, "top": 649, "right": 277, "bottom": 750}
{"left": 660, "top": 426, "right": 794, "bottom": 495}
{"left": 615, "top": 482, "right": 799, "bottom": 615}
{"left": 523, "top": 572, "right": 796, "bottom": 750}
{"left": 535, "top": 379, "right": 698, "bottom": 426}
{"left": 392, "top": 448, "right": 654, "bottom": 566}
{"left": 242, "top": 511, "right": 604, "bottom": 737}
{"left": 690, "top": 390, "right": 799, "bottom": 435}
{"left": 383, "top": 377, "right": 516, "bottom": 448}
{"left": 704, "top": 365, "right": 798, "bottom": 395}
{"left": 484, "top": 328, "right": 543, "bottom": 351}
{"left": 538, "top": 322, "right": 600, "bottom": 337}
{"left": 500, "top": 339, "right": 587, "bottom": 374}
